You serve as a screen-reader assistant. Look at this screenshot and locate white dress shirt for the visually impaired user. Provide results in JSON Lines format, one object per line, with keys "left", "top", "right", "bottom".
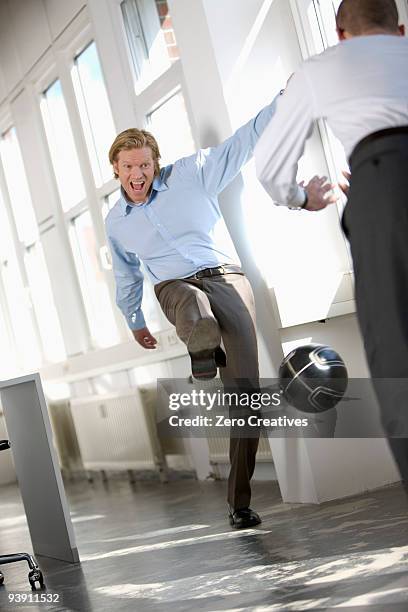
{"left": 255, "top": 35, "right": 408, "bottom": 207}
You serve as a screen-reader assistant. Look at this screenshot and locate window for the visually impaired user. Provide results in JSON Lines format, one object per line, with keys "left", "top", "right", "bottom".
{"left": 24, "top": 242, "right": 66, "bottom": 363}
{"left": 0, "top": 184, "right": 14, "bottom": 261}
{"left": 71, "top": 42, "right": 116, "bottom": 187}
{"left": 100, "top": 189, "right": 121, "bottom": 276}
{"left": 102, "top": 188, "right": 121, "bottom": 220}
{"left": 140, "top": 269, "right": 166, "bottom": 333}
{"left": 0, "top": 127, "right": 66, "bottom": 366}
{"left": 0, "top": 128, "right": 38, "bottom": 246}
{"left": 308, "top": 1, "right": 342, "bottom": 52}
{"left": 147, "top": 90, "right": 195, "bottom": 164}
{"left": 0, "top": 194, "right": 18, "bottom": 376}
{"left": 0, "top": 297, "right": 17, "bottom": 377}
{"left": 69, "top": 209, "right": 120, "bottom": 348}
{"left": 41, "top": 79, "right": 86, "bottom": 212}
{"left": 121, "top": 0, "right": 180, "bottom": 90}
{"left": 303, "top": 0, "right": 348, "bottom": 184}
{"left": 0, "top": 257, "right": 42, "bottom": 370}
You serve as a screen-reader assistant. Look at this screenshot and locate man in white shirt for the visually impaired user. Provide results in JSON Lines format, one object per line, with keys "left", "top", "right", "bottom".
{"left": 255, "top": 0, "right": 408, "bottom": 486}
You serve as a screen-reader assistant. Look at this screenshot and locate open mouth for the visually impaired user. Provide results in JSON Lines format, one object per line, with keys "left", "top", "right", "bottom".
{"left": 130, "top": 180, "right": 145, "bottom": 192}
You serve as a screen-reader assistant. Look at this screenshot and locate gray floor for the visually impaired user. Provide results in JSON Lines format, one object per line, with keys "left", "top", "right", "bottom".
{"left": 0, "top": 475, "right": 407, "bottom": 612}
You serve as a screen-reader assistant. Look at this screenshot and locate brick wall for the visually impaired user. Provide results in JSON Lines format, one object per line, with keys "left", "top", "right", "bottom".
{"left": 155, "top": 0, "right": 180, "bottom": 61}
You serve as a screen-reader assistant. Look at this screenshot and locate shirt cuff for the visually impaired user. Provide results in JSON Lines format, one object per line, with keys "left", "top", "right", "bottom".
{"left": 128, "top": 310, "right": 146, "bottom": 330}
{"left": 288, "top": 185, "right": 307, "bottom": 209}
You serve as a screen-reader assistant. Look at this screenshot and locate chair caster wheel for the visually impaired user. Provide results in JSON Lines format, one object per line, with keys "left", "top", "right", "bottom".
{"left": 0, "top": 571, "right": 4, "bottom": 585}
{"left": 28, "top": 569, "right": 45, "bottom": 590}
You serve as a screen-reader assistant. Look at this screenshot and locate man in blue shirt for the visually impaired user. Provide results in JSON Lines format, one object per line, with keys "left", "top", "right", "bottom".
{"left": 106, "top": 102, "right": 331, "bottom": 527}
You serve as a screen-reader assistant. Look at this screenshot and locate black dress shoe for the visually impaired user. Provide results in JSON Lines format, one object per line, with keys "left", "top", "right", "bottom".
{"left": 228, "top": 507, "right": 262, "bottom": 529}
{"left": 188, "top": 319, "right": 222, "bottom": 380}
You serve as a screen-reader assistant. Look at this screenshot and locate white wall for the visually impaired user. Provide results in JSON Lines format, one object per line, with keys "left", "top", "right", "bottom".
{"left": 0, "top": 0, "right": 86, "bottom": 103}
{"left": 281, "top": 314, "right": 369, "bottom": 376}
{"left": 0, "top": 0, "right": 23, "bottom": 97}
{"left": 44, "top": 0, "right": 86, "bottom": 40}
{"left": 8, "top": 0, "right": 51, "bottom": 76}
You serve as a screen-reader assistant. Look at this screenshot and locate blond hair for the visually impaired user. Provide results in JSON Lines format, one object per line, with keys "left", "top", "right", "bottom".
{"left": 109, "top": 128, "right": 161, "bottom": 179}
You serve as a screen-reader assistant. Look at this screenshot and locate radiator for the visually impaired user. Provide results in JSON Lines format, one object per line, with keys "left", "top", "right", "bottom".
{"left": 188, "top": 379, "right": 274, "bottom": 466}
{"left": 48, "top": 400, "right": 84, "bottom": 474}
{"left": 207, "top": 433, "right": 273, "bottom": 464}
{"left": 70, "top": 389, "right": 166, "bottom": 474}
{"left": 138, "top": 384, "right": 189, "bottom": 469}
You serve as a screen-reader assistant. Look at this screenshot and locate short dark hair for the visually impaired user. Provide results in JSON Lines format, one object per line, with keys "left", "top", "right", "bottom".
{"left": 336, "top": 0, "right": 399, "bottom": 36}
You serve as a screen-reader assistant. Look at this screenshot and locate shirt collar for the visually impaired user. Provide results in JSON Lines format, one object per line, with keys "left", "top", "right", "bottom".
{"left": 119, "top": 169, "right": 170, "bottom": 216}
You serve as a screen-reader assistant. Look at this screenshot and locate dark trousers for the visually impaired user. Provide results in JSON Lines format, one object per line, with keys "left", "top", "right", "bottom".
{"left": 155, "top": 270, "right": 260, "bottom": 509}
{"left": 342, "top": 128, "right": 408, "bottom": 482}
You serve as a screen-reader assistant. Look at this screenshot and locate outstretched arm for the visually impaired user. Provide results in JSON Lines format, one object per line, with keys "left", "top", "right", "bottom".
{"left": 180, "top": 95, "right": 280, "bottom": 196}
{"left": 255, "top": 68, "right": 336, "bottom": 210}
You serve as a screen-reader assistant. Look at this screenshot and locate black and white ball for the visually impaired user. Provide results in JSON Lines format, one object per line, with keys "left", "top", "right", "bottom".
{"left": 279, "top": 343, "right": 348, "bottom": 413}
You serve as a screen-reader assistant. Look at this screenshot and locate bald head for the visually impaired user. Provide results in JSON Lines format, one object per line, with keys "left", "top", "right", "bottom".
{"left": 336, "top": 0, "right": 400, "bottom": 37}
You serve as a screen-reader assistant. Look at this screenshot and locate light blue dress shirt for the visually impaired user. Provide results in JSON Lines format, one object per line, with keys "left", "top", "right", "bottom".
{"left": 105, "top": 99, "right": 278, "bottom": 330}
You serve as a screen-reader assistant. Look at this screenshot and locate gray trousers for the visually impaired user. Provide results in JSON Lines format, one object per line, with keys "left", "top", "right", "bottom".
{"left": 155, "top": 270, "right": 260, "bottom": 509}
{"left": 342, "top": 129, "right": 408, "bottom": 483}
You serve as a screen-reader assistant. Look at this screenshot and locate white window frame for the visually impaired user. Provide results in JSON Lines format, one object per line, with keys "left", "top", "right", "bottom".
{"left": 0, "top": 270, "right": 18, "bottom": 371}
{"left": 289, "top": 0, "right": 353, "bottom": 271}
{"left": 106, "top": 0, "right": 198, "bottom": 146}
{"left": 0, "top": 109, "right": 46, "bottom": 367}
{"left": 396, "top": 0, "right": 408, "bottom": 24}
{"left": 31, "top": 14, "right": 131, "bottom": 348}
{"left": 109, "top": 0, "right": 181, "bottom": 96}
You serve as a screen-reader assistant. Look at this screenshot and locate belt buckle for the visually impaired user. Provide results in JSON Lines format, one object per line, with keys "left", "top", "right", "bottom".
{"left": 194, "top": 266, "right": 225, "bottom": 280}
{"left": 195, "top": 269, "right": 206, "bottom": 280}
{"left": 210, "top": 266, "right": 224, "bottom": 277}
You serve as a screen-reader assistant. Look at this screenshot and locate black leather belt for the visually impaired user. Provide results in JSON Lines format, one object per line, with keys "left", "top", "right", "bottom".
{"left": 188, "top": 265, "right": 243, "bottom": 280}
{"left": 350, "top": 126, "right": 408, "bottom": 168}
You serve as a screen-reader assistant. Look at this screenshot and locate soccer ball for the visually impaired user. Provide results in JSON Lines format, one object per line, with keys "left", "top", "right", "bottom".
{"left": 279, "top": 343, "right": 348, "bottom": 413}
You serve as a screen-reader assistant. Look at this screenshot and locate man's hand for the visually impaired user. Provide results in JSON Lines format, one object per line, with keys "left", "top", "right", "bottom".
{"left": 132, "top": 327, "right": 158, "bottom": 349}
{"left": 301, "top": 176, "right": 338, "bottom": 211}
{"left": 338, "top": 170, "right": 351, "bottom": 198}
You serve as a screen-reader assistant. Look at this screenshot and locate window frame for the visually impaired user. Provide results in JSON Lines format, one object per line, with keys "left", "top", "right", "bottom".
{"left": 0, "top": 1, "right": 198, "bottom": 374}
{"left": 289, "top": 0, "right": 353, "bottom": 269}
{"left": 106, "top": 0, "right": 197, "bottom": 146}
{"left": 40, "top": 77, "right": 88, "bottom": 213}
{"left": 0, "top": 112, "right": 46, "bottom": 367}
{"left": 111, "top": 0, "right": 181, "bottom": 95}
{"left": 31, "top": 18, "right": 130, "bottom": 350}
